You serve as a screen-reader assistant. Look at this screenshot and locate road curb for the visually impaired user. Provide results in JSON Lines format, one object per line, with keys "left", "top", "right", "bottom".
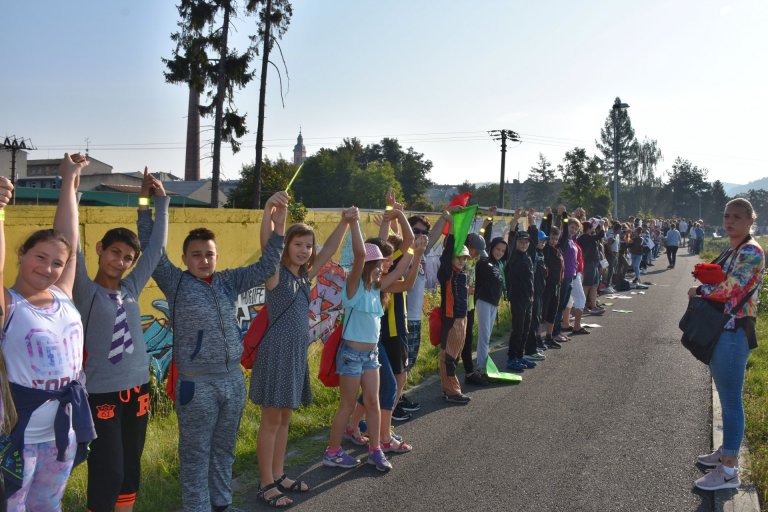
{"left": 711, "top": 379, "right": 762, "bottom": 511}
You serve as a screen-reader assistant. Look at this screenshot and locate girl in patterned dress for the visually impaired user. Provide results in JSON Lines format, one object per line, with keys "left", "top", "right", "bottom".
{"left": 250, "top": 206, "right": 359, "bottom": 508}
{"left": 0, "top": 154, "right": 96, "bottom": 511}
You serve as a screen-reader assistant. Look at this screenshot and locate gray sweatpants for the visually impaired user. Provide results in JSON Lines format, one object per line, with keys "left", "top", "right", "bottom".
{"left": 176, "top": 371, "right": 246, "bottom": 512}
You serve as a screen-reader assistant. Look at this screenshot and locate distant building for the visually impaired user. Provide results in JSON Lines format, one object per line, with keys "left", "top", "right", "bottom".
{"left": 293, "top": 129, "right": 307, "bottom": 165}
{"left": 27, "top": 156, "right": 113, "bottom": 177}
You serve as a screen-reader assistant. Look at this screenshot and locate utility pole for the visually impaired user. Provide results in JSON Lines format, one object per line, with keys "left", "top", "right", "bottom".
{"left": 2, "top": 135, "right": 36, "bottom": 188}
{"left": 489, "top": 129, "right": 520, "bottom": 209}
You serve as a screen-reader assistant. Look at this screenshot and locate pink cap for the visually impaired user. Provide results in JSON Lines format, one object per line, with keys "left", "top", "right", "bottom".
{"left": 364, "top": 243, "right": 385, "bottom": 262}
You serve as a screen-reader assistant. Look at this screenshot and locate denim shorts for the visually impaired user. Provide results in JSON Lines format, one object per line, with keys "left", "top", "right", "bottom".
{"left": 336, "top": 341, "right": 380, "bottom": 377}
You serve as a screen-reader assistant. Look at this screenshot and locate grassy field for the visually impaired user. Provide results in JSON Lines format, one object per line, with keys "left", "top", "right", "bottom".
{"left": 63, "top": 290, "right": 513, "bottom": 510}
{"left": 700, "top": 236, "right": 767, "bottom": 507}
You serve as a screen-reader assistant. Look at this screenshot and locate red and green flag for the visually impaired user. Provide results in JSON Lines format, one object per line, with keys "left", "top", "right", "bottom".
{"left": 451, "top": 204, "right": 478, "bottom": 256}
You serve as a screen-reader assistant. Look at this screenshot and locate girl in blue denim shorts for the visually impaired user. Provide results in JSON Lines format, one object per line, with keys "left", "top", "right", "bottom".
{"left": 323, "top": 211, "right": 414, "bottom": 473}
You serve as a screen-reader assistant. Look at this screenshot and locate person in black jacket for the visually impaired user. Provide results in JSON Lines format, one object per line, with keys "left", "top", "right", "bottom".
{"left": 542, "top": 226, "right": 564, "bottom": 348}
{"left": 505, "top": 209, "right": 536, "bottom": 372}
{"left": 471, "top": 219, "right": 508, "bottom": 382}
{"left": 526, "top": 218, "right": 549, "bottom": 359}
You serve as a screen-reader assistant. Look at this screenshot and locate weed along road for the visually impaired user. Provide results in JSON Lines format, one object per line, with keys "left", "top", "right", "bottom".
{"left": 242, "top": 251, "right": 716, "bottom": 511}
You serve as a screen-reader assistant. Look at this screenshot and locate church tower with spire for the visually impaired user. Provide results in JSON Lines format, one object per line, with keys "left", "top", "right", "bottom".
{"left": 293, "top": 129, "right": 307, "bottom": 165}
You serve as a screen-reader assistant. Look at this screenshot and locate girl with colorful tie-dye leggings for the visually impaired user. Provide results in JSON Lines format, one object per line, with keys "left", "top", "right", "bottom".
{"left": 0, "top": 155, "right": 96, "bottom": 511}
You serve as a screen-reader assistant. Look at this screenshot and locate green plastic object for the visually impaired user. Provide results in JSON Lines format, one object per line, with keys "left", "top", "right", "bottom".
{"left": 485, "top": 357, "right": 522, "bottom": 383}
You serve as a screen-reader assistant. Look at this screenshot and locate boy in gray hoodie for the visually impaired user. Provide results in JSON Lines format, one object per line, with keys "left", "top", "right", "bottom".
{"left": 142, "top": 192, "right": 288, "bottom": 512}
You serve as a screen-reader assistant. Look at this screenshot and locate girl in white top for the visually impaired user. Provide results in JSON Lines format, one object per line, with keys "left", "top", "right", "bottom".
{"left": 0, "top": 154, "right": 90, "bottom": 510}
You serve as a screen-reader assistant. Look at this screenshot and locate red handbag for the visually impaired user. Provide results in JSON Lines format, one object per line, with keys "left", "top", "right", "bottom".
{"left": 318, "top": 321, "right": 343, "bottom": 387}
{"left": 240, "top": 306, "right": 270, "bottom": 369}
{"left": 429, "top": 306, "right": 442, "bottom": 346}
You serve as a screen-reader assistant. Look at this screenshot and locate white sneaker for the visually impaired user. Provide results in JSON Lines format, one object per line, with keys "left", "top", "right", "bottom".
{"left": 694, "top": 464, "right": 740, "bottom": 491}
{"left": 697, "top": 446, "right": 722, "bottom": 467}
{"left": 604, "top": 286, "right": 616, "bottom": 294}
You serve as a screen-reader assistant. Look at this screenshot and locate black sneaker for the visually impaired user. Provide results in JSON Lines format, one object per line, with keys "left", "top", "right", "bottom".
{"left": 544, "top": 339, "right": 562, "bottom": 349}
{"left": 391, "top": 406, "right": 412, "bottom": 422}
{"left": 443, "top": 393, "right": 471, "bottom": 404}
{"left": 398, "top": 395, "right": 421, "bottom": 412}
{"left": 465, "top": 370, "right": 489, "bottom": 386}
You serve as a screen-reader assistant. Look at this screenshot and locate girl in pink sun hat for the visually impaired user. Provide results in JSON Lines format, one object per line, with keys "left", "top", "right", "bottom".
{"left": 323, "top": 208, "right": 414, "bottom": 473}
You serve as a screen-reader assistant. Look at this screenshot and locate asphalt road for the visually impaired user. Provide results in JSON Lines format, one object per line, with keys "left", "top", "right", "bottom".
{"left": 241, "top": 251, "right": 715, "bottom": 512}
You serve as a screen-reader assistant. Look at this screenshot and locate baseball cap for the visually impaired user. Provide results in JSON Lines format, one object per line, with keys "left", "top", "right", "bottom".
{"left": 465, "top": 233, "right": 488, "bottom": 258}
{"left": 456, "top": 245, "right": 470, "bottom": 257}
{"left": 538, "top": 230, "right": 549, "bottom": 241}
{"left": 516, "top": 231, "right": 530, "bottom": 240}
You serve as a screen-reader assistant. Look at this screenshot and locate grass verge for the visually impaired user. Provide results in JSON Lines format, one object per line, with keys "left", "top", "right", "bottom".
{"left": 63, "top": 291, "right": 512, "bottom": 511}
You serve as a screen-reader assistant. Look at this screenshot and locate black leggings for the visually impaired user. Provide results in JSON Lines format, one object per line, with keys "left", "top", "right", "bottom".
{"left": 666, "top": 246, "right": 678, "bottom": 266}
{"left": 460, "top": 308, "right": 475, "bottom": 373}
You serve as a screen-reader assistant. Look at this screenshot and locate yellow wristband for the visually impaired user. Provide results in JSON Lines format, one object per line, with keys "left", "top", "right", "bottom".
{"left": 407, "top": 247, "right": 414, "bottom": 255}
{"left": 486, "top": 216, "right": 493, "bottom": 221}
{"left": 138, "top": 197, "right": 150, "bottom": 206}
{"left": 0, "top": 210, "right": 5, "bottom": 221}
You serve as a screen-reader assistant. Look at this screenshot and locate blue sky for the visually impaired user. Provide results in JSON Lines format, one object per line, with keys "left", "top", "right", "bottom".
{"left": 1, "top": 0, "right": 765, "bottom": 187}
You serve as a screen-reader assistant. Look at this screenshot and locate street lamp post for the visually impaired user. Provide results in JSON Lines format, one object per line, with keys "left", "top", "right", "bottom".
{"left": 611, "top": 99, "right": 629, "bottom": 220}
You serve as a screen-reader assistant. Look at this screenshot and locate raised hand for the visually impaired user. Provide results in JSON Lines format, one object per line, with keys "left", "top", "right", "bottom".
{"left": 266, "top": 191, "right": 290, "bottom": 210}
{"left": 0, "top": 176, "right": 13, "bottom": 209}
{"left": 141, "top": 167, "right": 152, "bottom": 197}
{"left": 413, "top": 234, "right": 428, "bottom": 254}
{"left": 385, "top": 188, "right": 396, "bottom": 208}
{"left": 59, "top": 152, "right": 89, "bottom": 183}
{"left": 271, "top": 204, "right": 288, "bottom": 227}
{"left": 342, "top": 206, "right": 359, "bottom": 223}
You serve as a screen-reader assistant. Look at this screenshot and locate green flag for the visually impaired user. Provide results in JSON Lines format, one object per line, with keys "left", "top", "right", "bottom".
{"left": 451, "top": 205, "right": 478, "bottom": 256}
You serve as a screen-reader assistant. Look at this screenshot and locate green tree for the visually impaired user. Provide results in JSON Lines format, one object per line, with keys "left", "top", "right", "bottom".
{"left": 250, "top": 0, "right": 293, "bottom": 208}
{"left": 226, "top": 157, "right": 296, "bottom": 208}
{"left": 559, "top": 148, "right": 612, "bottom": 216}
{"left": 358, "top": 137, "right": 432, "bottom": 207}
{"left": 527, "top": 153, "right": 556, "bottom": 209}
{"left": 164, "top": 0, "right": 258, "bottom": 207}
{"left": 705, "top": 180, "right": 729, "bottom": 225}
{"left": 349, "top": 162, "right": 402, "bottom": 209}
{"left": 291, "top": 147, "right": 357, "bottom": 207}
{"left": 596, "top": 97, "right": 638, "bottom": 215}
{"left": 631, "top": 138, "right": 663, "bottom": 215}
{"left": 664, "top": 157, "right": 710, "bottom": 218}
{"left": 457, "top": 180, "right": 476, "bottom": 195}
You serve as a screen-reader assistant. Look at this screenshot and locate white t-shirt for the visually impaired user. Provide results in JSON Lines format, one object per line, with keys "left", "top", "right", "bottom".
{"left": 2, "top": 287, "right": 83, "bottom": 443}
{"left": 405, "top": 255, "right": 427, "bottom": 321}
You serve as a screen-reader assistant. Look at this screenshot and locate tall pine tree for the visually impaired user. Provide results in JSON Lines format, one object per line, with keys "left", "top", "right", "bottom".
{"left": 164, "top": 0, "right": 258, "bottom": 207}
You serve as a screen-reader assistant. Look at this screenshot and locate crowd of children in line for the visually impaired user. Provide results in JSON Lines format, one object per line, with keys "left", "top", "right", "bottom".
{"left": 0, "top": 154, "right": 710, "bottom": 511}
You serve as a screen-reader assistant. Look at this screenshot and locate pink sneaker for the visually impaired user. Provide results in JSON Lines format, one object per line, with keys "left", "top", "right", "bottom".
{"left": 694, "top": 464, "right": 740, "bottom": 491}
{"left": 696, "top": 446, "right": 722, "bottom": 467}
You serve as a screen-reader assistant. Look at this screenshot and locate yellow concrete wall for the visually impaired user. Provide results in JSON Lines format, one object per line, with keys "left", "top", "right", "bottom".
{"left": 2, "top": 206, "right": 441, "bottom": 314}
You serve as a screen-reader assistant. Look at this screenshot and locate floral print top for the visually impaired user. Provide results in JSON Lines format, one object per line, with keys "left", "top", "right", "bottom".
{"left": 701, "top": 239, "right": 764, "bottom": 324}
